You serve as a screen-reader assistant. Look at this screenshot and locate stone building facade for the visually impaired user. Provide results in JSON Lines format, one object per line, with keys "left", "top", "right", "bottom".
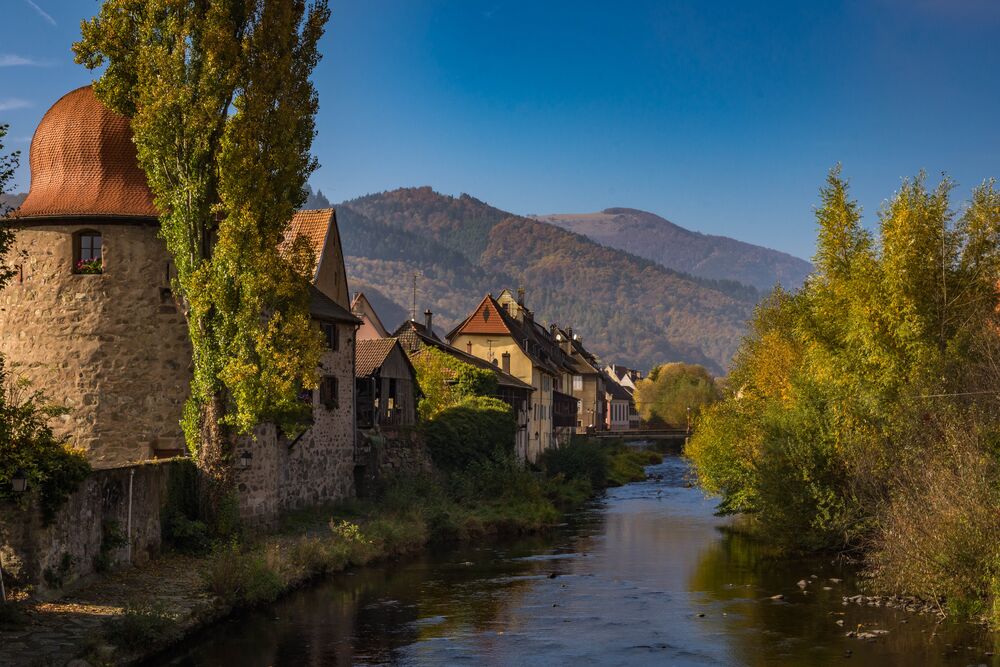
{"left": 1, "top": 85, "right": 363, "bottom": 526}
{"left": 1, "top": 86, "right": 191, "bottom": 467}
{"left": 236, "top": 290, "right": 359, "bottom": 525}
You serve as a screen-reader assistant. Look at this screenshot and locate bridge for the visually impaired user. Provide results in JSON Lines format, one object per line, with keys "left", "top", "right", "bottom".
{"left": 588, "top": 428, "right": 690, "bottom": 443}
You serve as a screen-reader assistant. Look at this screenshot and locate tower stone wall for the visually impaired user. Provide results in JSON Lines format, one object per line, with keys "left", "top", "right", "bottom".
{"left": 0, "top": 221, "right": 191, "bottom": 468}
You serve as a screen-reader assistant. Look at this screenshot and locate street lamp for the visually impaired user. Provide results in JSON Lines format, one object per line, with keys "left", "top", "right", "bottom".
{"left": 238, "top": 451, "right": 253, "bottom": 469}
{"left": 10, "top": 470, "right": 27, "bottom": 494}
{"left": 2, "top": 469, "right": 28, "bottom": 603}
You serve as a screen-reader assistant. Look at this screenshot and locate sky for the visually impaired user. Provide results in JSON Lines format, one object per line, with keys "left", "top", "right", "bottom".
{"left": 3, "top": 0, "right": 1000, "bottom": 261}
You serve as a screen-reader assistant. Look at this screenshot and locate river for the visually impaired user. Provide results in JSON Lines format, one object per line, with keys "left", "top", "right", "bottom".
{"left": 151, "top": 455, "right": 1000, "bottom": 666}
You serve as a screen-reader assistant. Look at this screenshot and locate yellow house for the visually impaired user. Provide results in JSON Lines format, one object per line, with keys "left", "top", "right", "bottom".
{"left": 447, "top": 290, "right": 576, "bottom": 461}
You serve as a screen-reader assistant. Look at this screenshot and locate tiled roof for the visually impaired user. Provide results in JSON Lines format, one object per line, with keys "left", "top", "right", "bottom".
{"left": 15, "top": 86, "right": 158, "bottom": 220}
{"left": 355, "top": 338, "right": 401, "bottom": 377}
{"left": 452, "top": 296, "right": 512, "bottom": 336}
{"left": 280, "top": 208, "right": 333, "bottom": 276}
{"left": 310, "top": 286, "right": 361, "bottom": 324}
{"left": 402, "top": 325, "right": 534, "bottom": 392}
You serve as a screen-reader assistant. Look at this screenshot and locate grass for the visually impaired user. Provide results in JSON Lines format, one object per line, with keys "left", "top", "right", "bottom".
{"left": 197, "top": 441, "right": 664, "bottom": 612}
{"left": 102, "top": 600, "right": 176, "bottom": 652}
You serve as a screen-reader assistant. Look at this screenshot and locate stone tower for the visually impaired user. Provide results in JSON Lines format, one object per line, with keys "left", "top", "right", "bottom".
{"left": 0, "top": 86, "right": 191, "bottom": 468}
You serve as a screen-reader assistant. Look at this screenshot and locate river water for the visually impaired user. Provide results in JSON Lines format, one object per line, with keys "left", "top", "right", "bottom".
{"left": 152, "top": 456, "right": 1000, "bottom": 666}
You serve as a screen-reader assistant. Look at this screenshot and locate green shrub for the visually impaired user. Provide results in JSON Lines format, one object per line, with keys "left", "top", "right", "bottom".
{"left": 164, "top": 514, "right": 211, "bottom": 555}
{"left": 0, "top": 361, "right": 91, "bottom": 524}
{"left": 202, "top": 541, "right": 283, "bottom": 607}
{"left": 103, "top": 600, "right": 175, "bottom": 651}
{"left": 540, "top": 439, "right": 610, "bottom": 488}
{"left": 423, "top": 396, "right": 516, "bottom": 469}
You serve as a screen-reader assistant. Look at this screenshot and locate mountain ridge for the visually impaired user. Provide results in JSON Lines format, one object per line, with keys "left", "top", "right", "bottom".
{"left": 534, "top": 207, "right": 812, "bottom": 292}
{"left": 338, "top": 187, "right": 761, "bottom": 374}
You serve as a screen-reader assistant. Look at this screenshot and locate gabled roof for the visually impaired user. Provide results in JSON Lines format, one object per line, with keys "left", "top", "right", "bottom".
{"left": 309, "top": 286, "right": 362, "bottom": 324}
{"left": 351, "top": 292, "right": 390, "bottom": 339}
{"left": 281, "top": 208, "right": 334, "bottom": 279}
{"left": 403, "top": 324, "right": 533, "bottom": 392}
{"left": 394, "top": 318, "right": 441, "bottom": 352}
{"left": 447, "top": 293, "right": 566, "bottom": 376}
{"left": 355, "top": 338, "right": 403, "bottom": 377}
{"left": 603, "top": 371, "right": 633, "bottom": 401}
{"left": 448, "top": 294, "right": 511, "bottom": 336}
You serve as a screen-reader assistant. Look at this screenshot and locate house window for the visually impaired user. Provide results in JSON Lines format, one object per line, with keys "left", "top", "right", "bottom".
{"left": 74, "top": 231, "right": 103, "bottom": 274}
{"left": 573, "top": 375, "right": 583, "bottom": 391}
{"left": 319, "top": 376, "right": 338, "bottom": 409}
{"left": 321, "top": 322, "right": 338, "bottom": 350}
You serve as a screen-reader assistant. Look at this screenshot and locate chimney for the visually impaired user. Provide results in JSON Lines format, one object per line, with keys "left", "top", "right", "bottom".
{"left": 502, "top": 351, "right": 511, "bottom": 374}
{"left": 424, "top": 309, "right": 433, "bottom": 333}
{"left": 549, "top": 323, "right": 558, "bottom": 336}
{"left": 566, "top": 327, "right": 574, "bottom": 341}
{"left": 517, "top": 286, "right": 525, "bottom": 306}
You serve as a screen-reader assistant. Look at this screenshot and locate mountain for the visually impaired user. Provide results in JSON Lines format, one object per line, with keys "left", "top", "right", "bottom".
{"left": 338, "top": 187, "right": 760, "bottom": 374}
{"left": 534, "top": 208, "right": 812, "bottom": 292}
{"left": 0, "top": 192, "right": 26, "bottom": 212}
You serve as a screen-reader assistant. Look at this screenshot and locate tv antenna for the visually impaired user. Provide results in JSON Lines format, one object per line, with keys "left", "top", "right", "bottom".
{"left": 411, "top": 271, "right": 422, "bottom": 321}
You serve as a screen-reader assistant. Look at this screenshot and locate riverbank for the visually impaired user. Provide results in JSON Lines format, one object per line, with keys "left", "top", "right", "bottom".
{"left": 150, "top": 455, "right": 1000, "bottom": 667}
{"left": 0, "top": 442, "right": 660, "bottom": 666}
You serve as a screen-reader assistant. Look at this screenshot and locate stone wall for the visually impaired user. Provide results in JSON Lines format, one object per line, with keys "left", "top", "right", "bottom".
{"left": 354, "top": 427, "right": 432, "bottom": 498}
{"left": 0, "top": 221, "right": 191, "bottom": 468}
{"left": 235, "top": 333, "right": 357, "bottom": 527}
{"left": 0, "top": 459, "right": 191, "bottom": 591}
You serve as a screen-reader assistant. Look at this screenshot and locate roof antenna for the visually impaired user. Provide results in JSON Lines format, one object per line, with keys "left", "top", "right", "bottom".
{"left": 411, "top": 271, "right": 420, "bottom": 321}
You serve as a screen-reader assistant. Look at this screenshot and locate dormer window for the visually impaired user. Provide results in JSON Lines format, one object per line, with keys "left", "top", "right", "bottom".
{"left": 74, "top": 231, "right": 103, "bottom": 274}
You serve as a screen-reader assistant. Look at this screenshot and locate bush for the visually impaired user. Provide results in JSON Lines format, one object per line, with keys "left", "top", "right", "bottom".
{"left": 202, "top": 541, "right": 283, "bottom": 608}
{"left": 867, "top": 430, "right": 1000, "bottom": 621}
{"left": 164, "top": 514, "right": 211, "bottom": 555}
{"left": 103, "top": 600, "right": 175, "bottom": 651}
{"left": 423, "top": 396, "right": 516, "bottom": 469}
{"left": 540, "top": 439, "right": 609, "bottom": 488}
{"left": 0, "top": 361, "right": 90, "bottom": 524}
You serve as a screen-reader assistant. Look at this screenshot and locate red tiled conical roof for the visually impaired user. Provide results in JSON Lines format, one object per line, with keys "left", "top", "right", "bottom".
{"left": 15, "top": 85, "right": 158, "bottom": 220}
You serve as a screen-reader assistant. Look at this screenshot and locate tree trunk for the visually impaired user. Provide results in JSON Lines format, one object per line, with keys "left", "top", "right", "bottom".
{"left": 197, "top": 391, "right": 236, "bottom": 533}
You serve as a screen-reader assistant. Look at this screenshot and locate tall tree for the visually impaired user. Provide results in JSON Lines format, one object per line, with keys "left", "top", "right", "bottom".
{"left": 0, "top": 124, "right": 19, "bottom": 286}
{"left": 74, "top": 1, "right": 330, "bottom": 514}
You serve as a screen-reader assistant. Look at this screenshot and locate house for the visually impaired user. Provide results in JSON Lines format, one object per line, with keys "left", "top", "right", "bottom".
{"left": 605, "top": 364, "right": 643, "bottom": 428}
{"left": 395, "top": 313, "right": 534, "bottom": 457}
{"left": 0, "top": 85, "right": 361, "bottom": 523}
{"left": 446, "top": 289, "right": 576, "bottom": 460}
{"left": 354, "top": 338, "right": 418, "bottom": 429}
{"left": 395, "top": 310, "right": 442, "bottom": 352}
{"left": 604, "top": 372, "right": 633, "bottom": 432}
{"left": 351, "top": 292, "right": 390, "bottom": 340}
{"left": 605, "top": 364, "right": 643, "bottom": 393}
{"left": 554, "top": 326, "right": 607, "bottom": 433}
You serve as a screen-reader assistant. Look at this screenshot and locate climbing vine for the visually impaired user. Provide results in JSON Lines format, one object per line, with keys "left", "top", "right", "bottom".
{"left": 74, "top": 1, "right": 329, "bottom": 508}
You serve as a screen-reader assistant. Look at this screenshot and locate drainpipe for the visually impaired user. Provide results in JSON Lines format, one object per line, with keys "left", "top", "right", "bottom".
{"left": 126, "top": 469, "right": 134, "bottom": 565}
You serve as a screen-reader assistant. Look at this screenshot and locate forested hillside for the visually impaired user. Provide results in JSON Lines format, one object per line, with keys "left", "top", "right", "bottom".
{"left": 537, "top": 208, "right": 812, "bottom": 291}
{"left": 338, "top": 188, "right": 759, "bottom": 373}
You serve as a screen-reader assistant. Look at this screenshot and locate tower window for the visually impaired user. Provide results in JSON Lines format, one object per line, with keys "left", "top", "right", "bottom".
{"left": 74, "top": 231, "right": 103, "bottom": 274}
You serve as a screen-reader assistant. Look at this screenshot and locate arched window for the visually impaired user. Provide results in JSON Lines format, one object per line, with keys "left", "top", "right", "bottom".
{"left": 74, "top": 230, "right": 103, "bottom": 274}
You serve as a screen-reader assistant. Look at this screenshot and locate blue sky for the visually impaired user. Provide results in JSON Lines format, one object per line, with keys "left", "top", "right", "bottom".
{"left": 3, "top": 0, "right": 1000, "bottom": 260}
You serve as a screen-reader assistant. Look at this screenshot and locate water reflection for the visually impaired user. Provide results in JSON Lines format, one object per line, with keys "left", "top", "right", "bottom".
{"left": 152, "top": 457, "right": 1000, "bottom": 666}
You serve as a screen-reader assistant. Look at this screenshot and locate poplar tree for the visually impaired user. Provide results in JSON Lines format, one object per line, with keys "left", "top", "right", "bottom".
{"left": 0, "top": 124, "right": 18, "bottom": 285}
{"left": 73, "top": 1, "right": 330, "bottom": 513}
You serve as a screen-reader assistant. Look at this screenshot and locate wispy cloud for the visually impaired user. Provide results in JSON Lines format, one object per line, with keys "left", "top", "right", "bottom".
{"left": 0, "top": 54, "right": 47, "bottom": 67}
{"left": 24, "top": 0, "right": 56, "bottom": 27}
{"left": 0, "top": 99, "right": 32, "bottom": 112}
